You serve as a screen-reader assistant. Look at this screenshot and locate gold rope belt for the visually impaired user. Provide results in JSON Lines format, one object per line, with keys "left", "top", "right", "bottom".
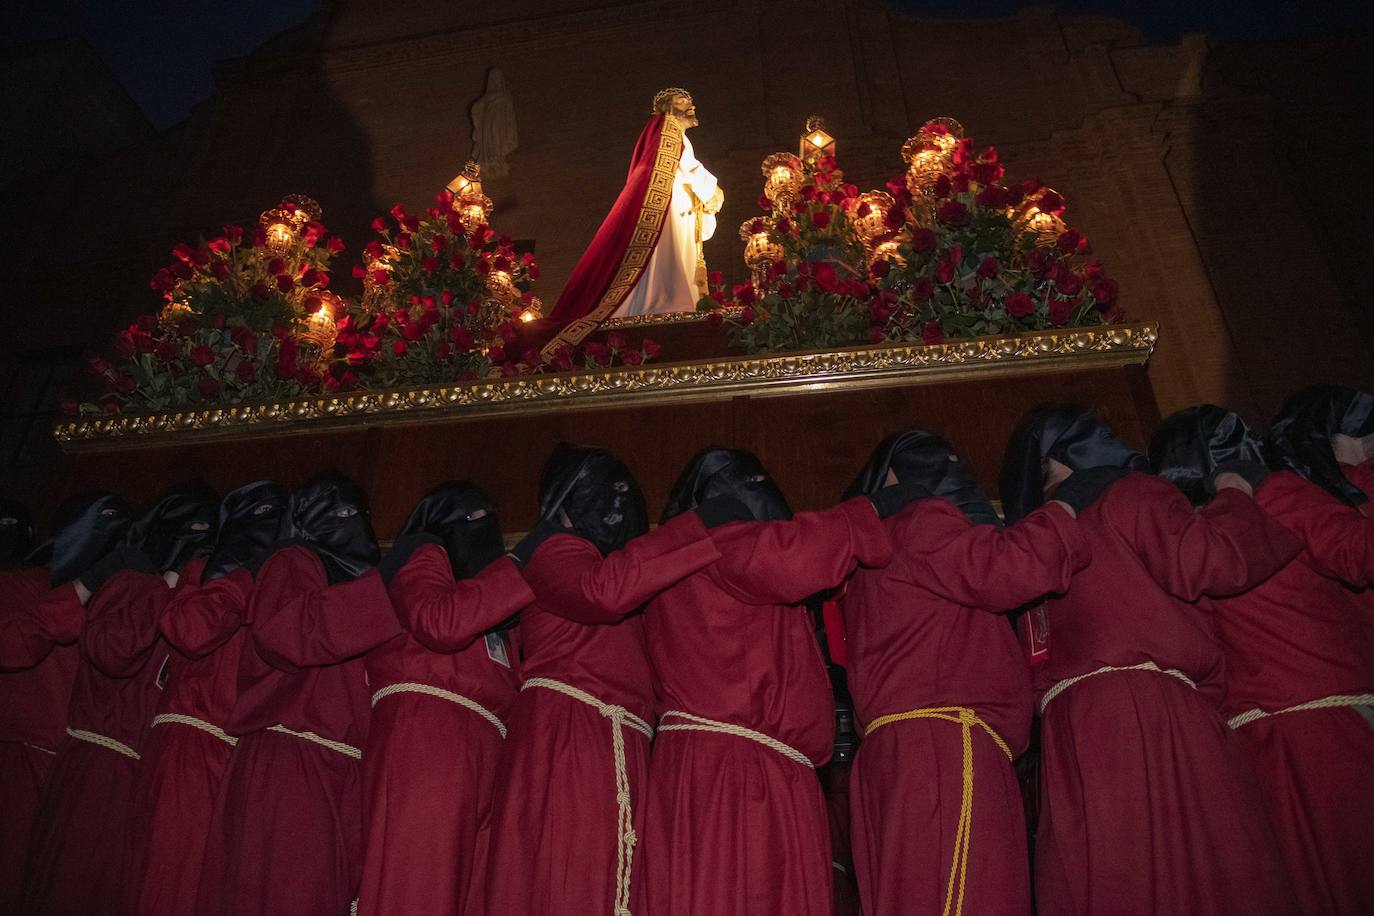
{"left": 371, "top": 682, "right": 507, "bottom": 739}
{"left": 863, "top": 707, "right": 1012, "bottom": 916}
{"left": 65, "top": 727, "right": 140, "bottom": 761}
{"left": 657, "top": 710, "right": 814, "bottom": 768}
{"left": 521, "top": 677, "right": 652, "bottom": 916}
{"left": 1039, "top": 661, "right": 1196, "bottom": 715}
{"left": 151, "top": 713, "right": 238, "bottom": 746}
{"left": 1228, "top": 693, "right": 1374, "bottom": 730}
{"left": 266, "top": 724, "right": 361, "bottom": 760}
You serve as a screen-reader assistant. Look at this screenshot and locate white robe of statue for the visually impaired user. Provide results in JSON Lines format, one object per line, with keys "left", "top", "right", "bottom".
{"left": 471, "top": 68, "right": 518, "bottom": 179}
{"left": 614, "top": 134, "right": 719, "bottom": 317}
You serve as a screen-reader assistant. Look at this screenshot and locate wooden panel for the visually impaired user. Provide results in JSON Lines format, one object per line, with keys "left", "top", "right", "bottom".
{"left": 49, "top": 364, "right": 1159, "bottom": 538}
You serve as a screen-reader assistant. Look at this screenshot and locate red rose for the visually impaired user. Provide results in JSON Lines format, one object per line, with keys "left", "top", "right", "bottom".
{"left": 252, "top": 229, "right": 267, "bottom": 248}
{"left": 776, "top": 281, "right": 795, "bottom": 298}
{"left": 884, "top": 206, "right": 906, "bottom": 231}
{"left": 756, "top": 194, "right": 772, "bottom": 211}
{"left": 451, "top": 326, "right": 473, "bottom": 349}
{"left": 1091, "top": 278, "right": 1118, "bottom": 307}
{"left": 224, "top": 225, "right": 243, "bottom": 245}
{"left": 422, "top": 257, "right": 439, "bottom": 272}
{"left": 800, "top": 185, "right": 817, "bottom": 202}
{"left": 868, "top": 298, "right": 893, "bottom": 322}
{"left": 155, "top": 340, "right": 177, "bottom": 363}
{"left": 392, "top": 340, "right": 408, "bottom": 356}
{"left": 623, "top": 349, "right": 644, "bottom": 366}
{"left": 389, "top": 204, "right": 407, "bottom": 221}
{"left": 190, "top": 345, "right": 214, "bottom": 366}
{"left": 910, "top": 228, "right": 936, "bottom": 253}
{"left": 527, "top": 265, "right": 541, "bottom": 280}
{"left": 488, "top": 345, "right": 508, "bottom": 364}
{"left": 395, "top": 234, "right": 412, "bottom": 250}
{"left": 871, "top": 259, "right": 891, "bottom": 279}
{"left": 211, "top": 261, "right": 229, "bottom": 280}
{"left": 935, "top": 260, "right": 955, "bottom": 284}
{"left": 1005, "top": 293, "right": 1035, "bottom": 317}
{"left": 198, "top": 377, "right": 220, "bottom": 398}
{"left": 776, "top": 217, "right": 794, "bottom": 235}
{"left": 937, "top": 201, "right": 970, "bottom": 226}
{"left": 975, "top": 185, "right": 1009, "bottom": 209}
{"left": 275, "top": 275, "right": 294, "bottom": 293}
{"left": 922, "top": 321, "right": 944, "bottom": 345}
{"left": 811, "top": 210, "right": 832, "bottom": 230}
{"left": 170, "top": 260, "right": 193, "bottom": 280}
{"left": 706, "top": 311, "right": 724, "bottom": 330}
{"left": 250, "top": 282, "right": 270, "bottom": 302}
{"left": 584, "top": 341, "right": 611, "bottom": 363}
{"left": 171, "top": 242, "right": 194, "bottom": 262}
{"left": 324, "top": 376, "right": 342, "bottom": 392}
{"left": 402, "top": 216, "right": 420, "bottom": 233}
{"left": 150, "top": 268, "right": 175, "bottom": 290}
{"left": 1048, "top": 298, "right": 1071, "bottom": 325}
{"left": 402, "top": 322, "right": 424, "bottom": 342}
{"left": 1056, "top": 229, "right": 1082, "bottom": 253}
{"left": 116, "top": 374, "right": 136, "bottom": 394}
{"left": 606, "top": 332, "right": 627, "bottom": 351}
{"left": 236, "top": 362, "right": 256, "bottom": 383}
{"left": 1038, "top": 190, "right": 1064, "bottom": 214}
{"left": 641, "top": 338, "right": 661, "bottom": 359}
{"left": 370, "top": 269, "right": 390, "bottom": 286}
{"left": 813, "top": 262, "right": 839, "bottom": 292}
{"left": 932, "top": 175, "right": 952, "bottom": 198}
{"left": 739, "top": 306, "right": 756, "bottom": 326}
{"left": 977, "top": 256, "right": 999, "bottom": 279}
{"left": 207, "top": 237, "right": 230, "bottom": 254}
{"left": 300, "top": 268, "right": 322, "bottom": 287}
{"left": 733, "top": 283, "right": 757, "bottom": 305}
{"left": 327, "top": 236, "right": 346, "bottom": 254}
{"left": 267, "top": 258, "right": 286, "bottom": 275}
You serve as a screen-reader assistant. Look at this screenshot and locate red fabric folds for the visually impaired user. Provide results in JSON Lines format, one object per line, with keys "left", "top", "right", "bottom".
{"left": 541, "top": 114, "right": 676, "bottom": 353}
{"left": 359, "top": 549, "right": 531, "bottom": 916}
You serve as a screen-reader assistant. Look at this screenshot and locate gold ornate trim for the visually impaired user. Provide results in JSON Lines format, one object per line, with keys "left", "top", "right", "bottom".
{"left": 601, "top": 306, "right": 742, "bottom": 329}
{"left": 539, "top": 115, "right": 683, "bottom": 360}
{"left": 54, "top": 323, "right": 1157, "bottom": 452}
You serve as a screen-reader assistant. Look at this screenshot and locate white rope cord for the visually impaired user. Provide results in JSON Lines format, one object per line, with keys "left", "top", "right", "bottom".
{"left": 23, "top": 742, "right": 57, "bottom": 756}
{"left": 151, "top": 713, "right": 238, "bottom": 746}
{"left": 657, "top": 710, "right": 814, "bottom": 769}
{"left": 1228, "top": 693, "right": 1374, "bottom": 730}
{"left": 65, "top": 727, "right": 140, "bottom": 761}
{"left": 266, "top": 724, "right": 361, "bottom": 760}
{"left": 371, "top": 682, "right": 507, "bottom": 738}
{"left": 349, "top": 898, "right": 357, "bottom": 916}
{"left": 521, "top": 677, "right": 653, "bottom": 916}
{"left": 1039, "top": 661, "right": 1196, "bottom": 715}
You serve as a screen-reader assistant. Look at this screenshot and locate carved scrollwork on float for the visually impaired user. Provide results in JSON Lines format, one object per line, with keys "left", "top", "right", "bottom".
{"left": 54, "top": 322, "right": 1157, "bottom": 451}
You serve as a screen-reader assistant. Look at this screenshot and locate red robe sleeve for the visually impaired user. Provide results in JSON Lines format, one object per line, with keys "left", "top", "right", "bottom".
{"left": 1259, "top": 470, "right": 1374, "bottom": 588}
{"left": 1342, "top": 458, "right": 1374, "bottom": 505}
{"left": 521, "top": 511, "right": 721, "bottom": 625}
{"left": 250, "top": 547, "right": 402, "bottom": 671}
{"left": 389, "top": 547, "right": 533, "bottom": 653}
{"left": 1108, "top": 473, "right": 1299, "bottom": 602}
{"left": 896, "top": 500, "right": 1088, "bottom": 611}
{"left": 0, "top": 571, "right": 67, "bottom": 671}
{"left": 80, "top": 569, "right": 174, "bottom": 678}
{"left": 705, "top": 498, "right": 893, "bottom": 606}
{"left": 161, "top": 567, "right": 254, "bottom": 660}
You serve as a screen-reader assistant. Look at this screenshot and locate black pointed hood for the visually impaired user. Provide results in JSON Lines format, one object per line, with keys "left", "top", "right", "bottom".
{"left": 661, "top": 447, "right": 792, "bottom": 524}
{"left": 1000, "top": 404, "right": 1147, "bottom": 523}
{"left": 394, "top": 480, "right": 505, "bottom": 579}
{"left": 279, "top": 472, "right": 380, "bottom": 583}
{"left": 126, "top": 480, "right": 220, "bottom": 573}
{"left": 203, "top": 481, "right": 288, "bottom": 581}
{"left": 1149, "top": 405, "right": 1265, "bottom": 508}
{"left": 0, "top": 497, "right": 34, "bottom": 569}
{"left": 1267, "top": 384, "right": 1374, "bottom": 507}
{"left": 47, "top": 492, "right": 134, "bottom": 585}
{"left": 538, "top": 444, "right": 647, "bottom": 556}
{"left": 845, "top": 430, "right": 1001, "bottom": 526}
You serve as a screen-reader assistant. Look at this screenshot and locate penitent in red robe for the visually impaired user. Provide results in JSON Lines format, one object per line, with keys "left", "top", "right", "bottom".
{"left": 642, "top": 499, "right": 892, "bottom": 916}
{"left": 196, "top": 546, "right": 400, "bottom": 916}
{"left": 22, "top": 567, "right": 178, "bottom": 915}
{"left": 359, "top": 549, "right": 532, "bottom": 916}
{"left": 123, "top": 563, "right": 251, "bottom": 916}
{"left": 1196, "top": 471, "right": 1374, "bottom": 914}
{"left": 843, "top": 499, "right": 1088, "bottom": 916}
{"left": 0, "top": 566, "right": 80, "bottom": 913}
{"left": 484, "top": 513, "right": 720, "bottom": 916}
{"left": 1032, "top": 473, "right": 1300, "bottom": 916}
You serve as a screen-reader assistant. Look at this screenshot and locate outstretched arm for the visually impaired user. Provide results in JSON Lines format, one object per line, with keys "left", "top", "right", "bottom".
{"left": 391, "top": 547, "right": 533, "bottom": 652}
{"left": 81, "top": 570, "right": 173, "bottom": 678}
{"left": 1260, "top": 471, "right": 1374, "bottom": 588}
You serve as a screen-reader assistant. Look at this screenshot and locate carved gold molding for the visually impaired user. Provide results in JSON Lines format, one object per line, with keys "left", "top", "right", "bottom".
{"left": 54, "top": 322, "right": 1157, "bottom": 452}
{"left": 601, "top": 307, "right": 743, "bottom": 329}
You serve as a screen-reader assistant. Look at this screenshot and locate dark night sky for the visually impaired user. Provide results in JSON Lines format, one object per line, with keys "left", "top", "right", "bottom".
{"left": 6, "top": 0, "right": 1373, "bottom": 131}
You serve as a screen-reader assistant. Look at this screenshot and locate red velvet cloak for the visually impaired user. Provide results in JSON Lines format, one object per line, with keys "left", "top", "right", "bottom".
{"left": 539, "top": 113, "right": 683, "bottom": 360}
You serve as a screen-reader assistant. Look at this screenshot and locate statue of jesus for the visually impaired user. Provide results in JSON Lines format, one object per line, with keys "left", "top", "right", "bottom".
{"left": 540, "top": 88, "right": 723, "bottom": 359}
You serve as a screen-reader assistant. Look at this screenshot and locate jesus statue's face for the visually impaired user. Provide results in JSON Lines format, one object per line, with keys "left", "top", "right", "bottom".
{"left": 670, "top": 94, "right": 699, "bottom": 129}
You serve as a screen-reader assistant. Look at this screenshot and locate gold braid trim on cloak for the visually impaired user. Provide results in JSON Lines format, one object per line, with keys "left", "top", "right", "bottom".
{"left": 540, "top": 116, "right": 684, "bottom": 362}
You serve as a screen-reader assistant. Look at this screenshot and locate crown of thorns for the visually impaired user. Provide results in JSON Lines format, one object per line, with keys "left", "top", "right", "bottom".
{"left": 652, "top": 87, "right": 692, "bottom": 113}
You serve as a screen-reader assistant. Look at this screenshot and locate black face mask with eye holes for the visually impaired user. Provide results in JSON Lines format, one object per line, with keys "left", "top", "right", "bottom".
{"left": 1268, "top": 384, "right": 1374, "bottom": 507}
{"left": 846, "top": 430, "right": 1001, "bottom": 526}
{"left": 538, "top": 445, "right": 648, "bottom": 556}
{"left": 661, "top": 447, "right": 792, "bottom": 524}
{"left": 127, "top": 480, "right": 220, "bottom": 574}
{"left": 1150, "top": 405, "right": 1266, "bottom": 508}
{"left": 47, "top": 492, "right": 134, "bottom": 586}
{"left": 203, "top": 481, "right": 288, "bottom": 581}
{"left": 392, "top": 480, "right": 505, "bottom": 580}
{"left": 279, "top": 473, "right": 380, "bottom": 583}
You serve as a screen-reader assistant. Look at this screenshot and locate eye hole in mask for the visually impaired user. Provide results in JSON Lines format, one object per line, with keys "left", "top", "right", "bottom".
{"left": 252, "top": 503, "right": 276, "bottom": 516}
{"left": 612, "top": 481, "right": 629, "bottom": 494}
{"left": 101, "top": 508, "right": 118, "bottom": 518}
{"left": 0, "top": 517, "right": 16, "bottom": 526}
{"left": 334, "top": 506, "right": 359, "bottom": 519}
{"left": 746, "top": 473, "right": 768, "bottom": 484}
{"left": 190, "top": 521, "right": 212, "bottom": 531}
{"left": 603, "top": 511, "right": 624, "bottom": 525}
{"left": 465, "top": 508, "right": 489, "bottom": 521}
